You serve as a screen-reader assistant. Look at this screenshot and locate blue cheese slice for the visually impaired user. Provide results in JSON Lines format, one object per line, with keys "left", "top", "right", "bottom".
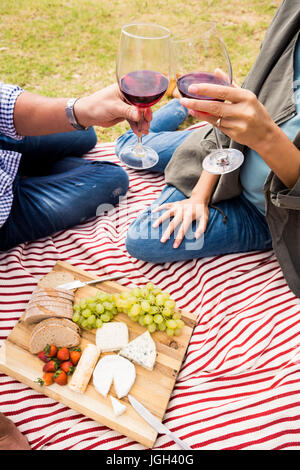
{"left": 119, "top": 331, "right": 156, "bottom": 371}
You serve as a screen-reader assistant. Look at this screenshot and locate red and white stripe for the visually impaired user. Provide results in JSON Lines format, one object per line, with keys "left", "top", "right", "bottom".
{"left": 1, "top": 130, "right": 300, "bottom": 450}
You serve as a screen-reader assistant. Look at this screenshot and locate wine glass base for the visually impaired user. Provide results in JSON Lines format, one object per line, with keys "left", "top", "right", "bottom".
{"left": 118, "top": 145, "right": 159, "bottom": 170}
{"left": 202, "top": 148, "right": 244, "bottom": 175}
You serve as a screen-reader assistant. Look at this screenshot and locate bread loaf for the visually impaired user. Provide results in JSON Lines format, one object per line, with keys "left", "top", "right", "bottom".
{"left": 24, "top": 286, "right": 74, "bottom": 324}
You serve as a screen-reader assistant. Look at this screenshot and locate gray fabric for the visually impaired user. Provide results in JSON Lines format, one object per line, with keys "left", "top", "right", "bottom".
{"left": 164, "top": 0, "right": 300, "bottom": 297}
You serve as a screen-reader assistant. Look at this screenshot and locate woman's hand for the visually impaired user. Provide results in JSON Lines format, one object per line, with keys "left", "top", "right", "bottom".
{"left": 179, "top": 81, "right": 276, "bottom": 155}
{"left": 152, "top": 196, "right": 210, "bottom": 248}
{"left": 74, "top": 83, "right": 152, "bottom": 136}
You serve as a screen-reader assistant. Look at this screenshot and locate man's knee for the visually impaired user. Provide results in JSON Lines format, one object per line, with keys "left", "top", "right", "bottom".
{"left": 92, "top": 162, "right": 129, "bottom": 208}
{"left": 82, "top": 127, "right": 98, "bottom": 153}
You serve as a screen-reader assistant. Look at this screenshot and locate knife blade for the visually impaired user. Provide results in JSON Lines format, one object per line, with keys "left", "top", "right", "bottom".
{"left": 56, "top": 274, "right": 125, "bottom": 290}
{"left": 128, "top": 394, "right": 192, "bottom": 450}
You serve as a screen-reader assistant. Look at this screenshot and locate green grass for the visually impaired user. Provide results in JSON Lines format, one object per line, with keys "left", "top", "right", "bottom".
{"left": 0, "top": 0, "right": 281, "bottom": 141}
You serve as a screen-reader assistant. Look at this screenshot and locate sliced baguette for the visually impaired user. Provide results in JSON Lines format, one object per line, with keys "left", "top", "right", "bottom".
{"left": 29, "top": 318, "right": 81, "bottom": 354}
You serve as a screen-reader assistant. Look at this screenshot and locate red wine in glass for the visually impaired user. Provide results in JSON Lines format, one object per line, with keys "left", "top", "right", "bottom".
{"left": 120, "top": 70, "right": 169, "bottom": 108}
{"left": 173, "top": 26, "right": 244, "bottom": 174}
{"left": 177, "top": 72, "right": 230, "bottom": 101}
{"left": 116, "top": 23, "right": 171, "bottom": 170}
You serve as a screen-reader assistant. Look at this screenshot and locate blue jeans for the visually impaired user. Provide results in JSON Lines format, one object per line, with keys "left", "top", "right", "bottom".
{"left": 116, "top": 99, "right": 272, "bottom": 262}
{"left": 126, "top": 186, "right": 272, "bottom": 263}
{"left": 0, "top": 128, "right": 129, "bottom": 251}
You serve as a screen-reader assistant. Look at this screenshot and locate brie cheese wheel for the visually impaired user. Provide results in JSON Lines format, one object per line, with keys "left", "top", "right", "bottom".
{"left": 96, "top": 322, "right": 129, "bottom": 352}
{"left": 110, "top": 396, "right": 127, "bottom": 416}
{"left": 119, "top": 330, "right": 156, "bottom": 371}
{"left": 93, "top": 354, "right": 136, "bottom": 399}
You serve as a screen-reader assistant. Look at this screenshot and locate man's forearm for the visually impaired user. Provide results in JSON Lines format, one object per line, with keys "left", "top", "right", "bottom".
{"left": 13, "top": 92, "right": 74, "bottom": 136}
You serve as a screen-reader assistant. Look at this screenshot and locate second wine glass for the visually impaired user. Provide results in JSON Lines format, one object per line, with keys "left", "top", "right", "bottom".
{"left": 172, "top": 23, "right": 244, "bottom": 174}
{"left": 116, "top": 23, "right": 171, "bottom": 170}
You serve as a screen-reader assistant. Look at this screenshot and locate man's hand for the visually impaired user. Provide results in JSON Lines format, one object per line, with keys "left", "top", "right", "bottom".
{"left": 13, "top": 83, "right": 152, "bottom": 137}
{"left": 74, "top": 84, "right": 152, "bottom": 136}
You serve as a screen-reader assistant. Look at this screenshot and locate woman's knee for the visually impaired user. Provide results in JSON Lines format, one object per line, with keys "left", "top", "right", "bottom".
{"left": 125, "top": 215, "right": 163, "bottom": 262}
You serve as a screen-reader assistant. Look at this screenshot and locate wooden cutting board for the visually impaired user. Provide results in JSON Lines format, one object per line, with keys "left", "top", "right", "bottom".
{"left": 0, "top": 261, "right": 197, "bottom": 448}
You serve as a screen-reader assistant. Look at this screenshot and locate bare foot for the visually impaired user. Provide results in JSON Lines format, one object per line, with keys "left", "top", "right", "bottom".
{"left": 0, "top": 413, "right": 31, "bottom": 450}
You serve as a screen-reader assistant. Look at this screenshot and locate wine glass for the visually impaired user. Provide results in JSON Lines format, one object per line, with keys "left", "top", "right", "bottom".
{"left": 172, "top": 23, "right": 244, "bottom": 174}
{"left": 116, "top": 23, "right": 171, "bottom": 170}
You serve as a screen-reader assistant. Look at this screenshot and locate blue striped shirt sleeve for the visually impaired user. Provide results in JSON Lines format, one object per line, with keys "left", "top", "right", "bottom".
{"left": 0, "top": 82, "right": 24, "bottom": 139}
{"left": 0, "top": 83, "right": 24, "bottom": 229}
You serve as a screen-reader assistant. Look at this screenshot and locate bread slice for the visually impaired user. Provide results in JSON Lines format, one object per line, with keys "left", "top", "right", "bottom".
{"left": 24, "top": 304, "right": 73, "bottom": 324}
{"left": 31, "top": 317, "right": 80, "bottom": 335}
{"left": 29, "top": 318, "right": 81, "bottom": 354}
{"left": 32, "top": 287, "right": 74, "bottom": 301}
{"left": 37, "top": 271, "right": 75, "bottom": 289}
{"left": 28, "top": 299, "right": 73, "bottom": 309}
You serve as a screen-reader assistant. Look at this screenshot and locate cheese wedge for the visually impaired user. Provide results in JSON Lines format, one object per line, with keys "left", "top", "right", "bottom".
{"left": 93, "top": 354, "right": 136, "bottom": 399}
{"left": 96, "top": 322, "right": 128, "bottom": 352}
{"left": 119, "top": 330, "right": 156, "bottom": 371}
{"left": 68, "top": 343, "right": 100, "bottom": 394}
{"left": 110, "top": 396, "right": 127, "bottom": 417}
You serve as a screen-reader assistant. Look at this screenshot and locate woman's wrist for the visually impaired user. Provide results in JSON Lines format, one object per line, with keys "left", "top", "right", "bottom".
{"left": 251, "top": 119, "right": 279, "bottom": 156}
{"left": 190, "top": 191, "right": 210, "bottom": 205}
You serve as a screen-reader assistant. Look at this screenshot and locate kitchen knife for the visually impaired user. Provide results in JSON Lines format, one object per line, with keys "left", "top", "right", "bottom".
{"left": 128, "top": 394, "right": 192, "bottom": 450}
{"left": 56, "top": 274, "right": 125, "bottom": 290}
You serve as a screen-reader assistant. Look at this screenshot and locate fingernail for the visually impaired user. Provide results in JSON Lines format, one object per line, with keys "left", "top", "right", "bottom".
{"left": 180, "top": 98, "right": 189, "bottom": 106}
{"left": 189, "top": 85, "right": 198, "bottom": 93}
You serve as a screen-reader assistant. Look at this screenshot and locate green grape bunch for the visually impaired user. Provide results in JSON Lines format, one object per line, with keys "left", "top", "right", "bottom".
{"left": 115, "top": 282, "right": 184, "bottom": 336}
{"left": 72, "top": 290, "right": 118, "bottom": 330}
{"left": 72, "top": 283, "right": 184, "bottom": 336}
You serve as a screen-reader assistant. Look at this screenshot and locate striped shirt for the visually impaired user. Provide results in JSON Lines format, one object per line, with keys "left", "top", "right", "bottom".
{"left": 0, "top": 83, "right": 24, "bottom": 228}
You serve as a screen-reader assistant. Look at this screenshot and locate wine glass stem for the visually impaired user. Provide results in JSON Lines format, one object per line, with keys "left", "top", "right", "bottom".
{"left": 134, "top": 109, "right": 146, "bottom": 157}
{"left": 213, "top": 126, "right": 229, "bottom": 167}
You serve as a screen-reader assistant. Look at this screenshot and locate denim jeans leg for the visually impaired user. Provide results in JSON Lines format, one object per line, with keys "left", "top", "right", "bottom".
{"left": 0, "top": 127, "right": 97, "bottom": 176}
{"left": 125, "top": 186, "right": 272, "bottom": 263}
{"left": 115, "top": 99, "right": 191, "bottom": 173}
{"left": 0, "top": 159, "right": 129, "bottom": 251}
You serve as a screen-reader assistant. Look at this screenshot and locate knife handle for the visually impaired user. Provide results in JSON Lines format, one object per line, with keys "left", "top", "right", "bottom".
{"left": 167, "top": 431, "right": 192, "bottom": 450}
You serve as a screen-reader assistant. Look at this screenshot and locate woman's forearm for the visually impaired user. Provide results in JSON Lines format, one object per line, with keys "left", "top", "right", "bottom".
{"left": 180, "top": 84, "right": 300, "bottom": 190}
{"left": 254, "top": 122, "right": 300, "bottom": 189}
{"left": 191, "top": 169, "right": 220, "bottom": 204}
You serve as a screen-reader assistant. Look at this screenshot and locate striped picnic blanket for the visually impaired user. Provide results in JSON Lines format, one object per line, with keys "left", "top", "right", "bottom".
{"left": 1, "top": 132, "right": 300, "bottom": 450}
